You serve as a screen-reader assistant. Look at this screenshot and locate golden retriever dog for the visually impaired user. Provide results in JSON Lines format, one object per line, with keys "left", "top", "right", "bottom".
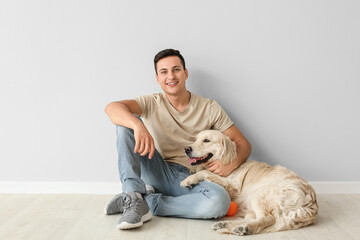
{"left": 180, "top": 130, "right": 318, "bottom": 235}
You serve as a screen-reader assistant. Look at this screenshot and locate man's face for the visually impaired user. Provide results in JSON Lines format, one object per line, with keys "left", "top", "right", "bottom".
{"left": 156, "top": 56, "right": 188, "bottom": 96}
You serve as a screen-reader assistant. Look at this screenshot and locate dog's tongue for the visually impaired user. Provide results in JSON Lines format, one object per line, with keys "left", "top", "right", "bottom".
{"left": 188, "top": 158, "right": 197, "bottom": 164}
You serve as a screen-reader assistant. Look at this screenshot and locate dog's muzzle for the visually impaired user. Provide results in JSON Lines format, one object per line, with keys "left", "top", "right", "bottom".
{"left": 185, "top": 146, "right": 213, "bottom": 166}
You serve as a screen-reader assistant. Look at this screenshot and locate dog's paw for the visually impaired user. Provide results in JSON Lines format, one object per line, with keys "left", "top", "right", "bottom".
{"left": 180, "top": 176, "right": 199, "bottom": 188}
{"left": 231, "top": 224, "right": 250, "bottom": 236}
{"left": 212, "top": 221, "right": 228, "bottom": 231}
{"left": 180, "top": 180, "right": 195, "bottom": 188}
{"left": 212, "top": 221, "right": 233, "bottom": 234}
{"left": 180, "top": 182, "right": 195, "bottom": 188}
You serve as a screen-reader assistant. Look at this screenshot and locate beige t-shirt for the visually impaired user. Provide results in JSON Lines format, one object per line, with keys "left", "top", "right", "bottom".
{"left": 134, "top": 92, "right": 233, "bottom": 171}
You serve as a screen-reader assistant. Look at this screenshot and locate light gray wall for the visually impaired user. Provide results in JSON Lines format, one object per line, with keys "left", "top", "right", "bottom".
{"left": 1, "top": 0, "right": 359, "bottom": 182}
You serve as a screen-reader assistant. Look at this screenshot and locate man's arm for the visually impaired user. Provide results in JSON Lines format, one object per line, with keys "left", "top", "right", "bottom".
{"left": 206, "top": 125, "right": 252, "bottom": 177}
{"left": 105, "top": 100, "right": 155, "bottom": 159}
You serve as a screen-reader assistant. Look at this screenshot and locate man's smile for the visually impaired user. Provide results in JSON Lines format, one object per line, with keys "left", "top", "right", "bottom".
{"left": 166, "top": 81, "right": 179, "bottom": 86}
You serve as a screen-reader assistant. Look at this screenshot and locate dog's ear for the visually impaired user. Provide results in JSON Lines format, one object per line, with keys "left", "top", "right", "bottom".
{"left": 221, "top": 134, "right": 237, "bottom": 165}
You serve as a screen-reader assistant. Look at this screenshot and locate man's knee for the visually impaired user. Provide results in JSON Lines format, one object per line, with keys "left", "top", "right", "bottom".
{"left": 116, "top": 125, "right": 134, "bottom": 139}
{"left": 115, "top": 115, "right": 141, "bottom": 140}
{"left": 115, "top": 125, "right": 137, "bottom": 152}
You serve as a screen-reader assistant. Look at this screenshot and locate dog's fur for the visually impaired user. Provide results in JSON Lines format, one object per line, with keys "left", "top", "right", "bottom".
{"left": 181, "top": 130, "right": 318, "bottom": 235}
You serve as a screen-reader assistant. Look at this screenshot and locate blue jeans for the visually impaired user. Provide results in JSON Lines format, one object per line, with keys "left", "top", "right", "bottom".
{"left": 116, "top": 125, "right": 231, "bottom": 219}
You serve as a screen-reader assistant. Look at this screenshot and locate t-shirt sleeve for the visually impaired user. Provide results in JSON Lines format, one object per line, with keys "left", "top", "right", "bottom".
{"left": 133, "top": 94, "right": 160, "bottom": 118}
{"left": 210, "top": 100, "right": 234, "bottom": 132}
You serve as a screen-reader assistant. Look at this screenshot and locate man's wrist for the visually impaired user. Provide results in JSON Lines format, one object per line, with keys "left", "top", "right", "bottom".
{"left": 131, "top": 117, "right": 145, "bottom": 131}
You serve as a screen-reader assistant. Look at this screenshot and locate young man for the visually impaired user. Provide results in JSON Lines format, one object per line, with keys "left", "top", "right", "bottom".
{"left": 104, "top": 49, "right": 251, "bottom": 230}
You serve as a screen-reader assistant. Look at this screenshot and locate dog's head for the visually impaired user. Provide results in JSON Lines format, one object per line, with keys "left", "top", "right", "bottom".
{"left": 184, "top": 130, "right": 237, "bottom": 166}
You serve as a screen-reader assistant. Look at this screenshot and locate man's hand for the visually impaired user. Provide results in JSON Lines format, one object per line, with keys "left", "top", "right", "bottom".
{"left": 206, "top": 159, "right": 238, "bottom": 177}
{"left": 133, "top": 124, "right": 155, "bottom": 159}
{"left": 105, "top": 100, "right": 156, "bottom": 159}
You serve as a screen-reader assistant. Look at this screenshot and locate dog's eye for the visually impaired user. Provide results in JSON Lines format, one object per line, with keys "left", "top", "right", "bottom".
{"left": 203, "top": 139, "right": 210, "bottom": 143}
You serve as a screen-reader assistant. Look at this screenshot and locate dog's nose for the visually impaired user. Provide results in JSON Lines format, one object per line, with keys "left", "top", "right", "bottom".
{"left": 184, "top": 146, "right": 192, "bottom": 153}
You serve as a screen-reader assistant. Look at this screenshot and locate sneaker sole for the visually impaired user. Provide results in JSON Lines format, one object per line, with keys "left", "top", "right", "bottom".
{"left": 116, "top": 211, "right": 152, "bottom": 230}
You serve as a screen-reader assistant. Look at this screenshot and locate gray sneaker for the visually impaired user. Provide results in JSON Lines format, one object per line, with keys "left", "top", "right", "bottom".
{"left": 116, "top": 192, "right": 152, "bottom": 230}
{"left": 104, "top": 193, "right": 126, "bottom": 215}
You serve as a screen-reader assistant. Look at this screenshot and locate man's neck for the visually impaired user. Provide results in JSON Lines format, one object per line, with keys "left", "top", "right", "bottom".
{"left": 164, "top": 90, "right": 191, "bottom": 112}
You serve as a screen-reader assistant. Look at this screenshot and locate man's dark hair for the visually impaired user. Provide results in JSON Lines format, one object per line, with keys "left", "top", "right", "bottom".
{"left": 154, "top": 48, "right": 186, "bottom": 74}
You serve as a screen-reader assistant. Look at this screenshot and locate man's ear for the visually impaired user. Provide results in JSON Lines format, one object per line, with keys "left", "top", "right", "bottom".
{"left": 221, "top": 134, "right": 237, "bottom": 165}
{"left": 156, "top": 74, "right": 160, "bottom": 84}
{"left": 185, "top": 69, "right": 189, "bottom": 80}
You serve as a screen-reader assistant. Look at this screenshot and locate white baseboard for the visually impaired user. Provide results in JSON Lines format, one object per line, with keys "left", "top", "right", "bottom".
{"left": 0, "top": 181, "right": 359, "bottom": 194}
{"left": 309, "top": 182, "right": 360, "bottom": 194}
{"left": 0, "top": 182, "right": 123, "bottom": 195}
